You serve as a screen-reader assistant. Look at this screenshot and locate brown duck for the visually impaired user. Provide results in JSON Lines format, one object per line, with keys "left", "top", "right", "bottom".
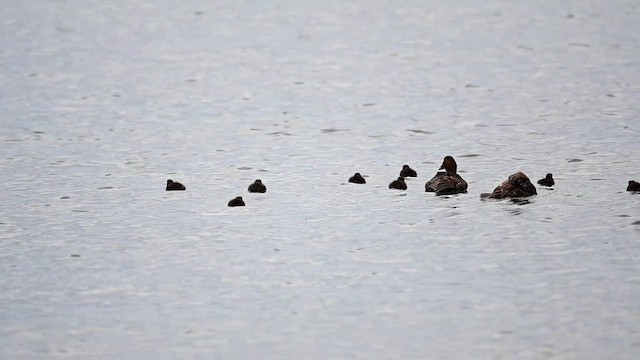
{"left": 228, "top": 196, "right": 245, "bottom": 207}
{"left": 349, "top": 173, "right": 366, "bottom": 184}
{"left": 389, "top": 176, "right": 407, "bottom": 190}
{"left": 166, "top": 179, "right": 186, "bottom": 191}
{"left": 481, "top": 172, "right": 537, "bottom": 199}
{"left": 248, "top": 179, "right": 266, "bottom": 193}
{"left": 424, "top": 156, "right": 468, "bottom": 195}
{"left": 400, "top": 165, "right": 417, "bottom": 177}
{"left": 537, "top": 173, "right": 554, "bottom": 187}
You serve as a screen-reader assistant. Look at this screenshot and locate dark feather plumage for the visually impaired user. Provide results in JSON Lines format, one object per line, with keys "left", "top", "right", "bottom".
{"left": 424, "top": 156, "right": 467, "bottom": 195}
{"left": 484, "top": 172, "right": 537, "bottom": 199}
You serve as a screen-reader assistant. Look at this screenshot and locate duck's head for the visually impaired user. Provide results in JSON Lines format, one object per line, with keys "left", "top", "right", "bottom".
{"left": 402, "top": 165, "right": 411, "bottom": 170}
{"left": 439, "top": 156, "right": 457, "bottom": 175}
{"left": 510, "top": 172, "right": 535, "bottom": 191}
{"left": 545, "top": 173, "right": 553, "bottom": 180}
{"left": 167, "top": 179, "right": 174, "bottom": 185}
{"left": 255, "top": 179, "right": 262, "bottom": 184}
{"left": 236, "top": 196, "right": 243, "bottom": 201}
{"left": 398, "top": 176, "right": 405, "bottom": 182}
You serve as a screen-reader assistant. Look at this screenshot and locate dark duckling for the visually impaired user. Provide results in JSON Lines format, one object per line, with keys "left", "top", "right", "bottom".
{"left": 400, "top": 165, "right": 417, "bottom": 177}
{"left": 389, "top": 176, "right": 407, "bottom": 190}
{"left": 248, "top": 179, "right": 266, "bottom": 193}
{"left": 166, "top": 179, "right": 186, "bottom": 191}
{"left": 349, "top": 173, "right": 366, "bottom": 184}
{"left": 228, "top": 196, "right": 245, "bottom": 207}
{"left": 627, "top": 180, "right": 640, "bottom": 192}
{"left": 481, "top": 172, "right": 537, "bottom": 199}
{"left": 537, "top": 173, "right": 554, "bottom": 187}
{"left": 424, "top": 156, "right": 468, "bottom": 195}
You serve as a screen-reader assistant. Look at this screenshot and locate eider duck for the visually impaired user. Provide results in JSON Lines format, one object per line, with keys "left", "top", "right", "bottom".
{"left": 248, "top": 179, "right": 266, "bottom": 193}
{"left": 228, "top": 196, "right": 245, "bottom": 207}
{"left": 389, "top": 176, "right": 407, "bottom": 190}
{"left": 537, "top": 173, "right": 554, "bottom": 187}
{"left": 627, "top": 180, "right": 640, "bottom": 192}
{"left": 400, "top": 165, "right": 417, "bottom": 177}
{"left": 349, "top": 173, "right": 366, "bottom": 184}
{"left": 481, "top": 172, "right": 537, "bottom": 199}
{"left": 424, "top": 156, "right": 468, "bottom": 195}
{"left": 166, "top": 179, "right": 186, "bottom": 191}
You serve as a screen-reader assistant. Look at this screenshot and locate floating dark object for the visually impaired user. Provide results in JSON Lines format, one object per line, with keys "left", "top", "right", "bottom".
{"left": 627, "top": 180, "right": 640, "bottom": 192}
{"left": 400, "top": 165, "right": 417, "bottom": 177}
{"left": 248, "top": 179, "right": 266, "bottom": 193}
{"left": 389, "top": 176, "right": 407, "bottom": 190}
{"left": 537, "top": 173, "right": 555, "bottom": 187}
{"left": 228, "top": 196, "right": 245, "bottom": 207}
{"left": 349, "top": 173, "right": 366, "bottom": 184}
{"left": 481, "top": 172, "right": 537, "bottom": 199}
{"left": 425, "top": 156, "right": 468, "bottom": 195}
{"left": 166, "top": 179, "right": 186, "bottom": 191}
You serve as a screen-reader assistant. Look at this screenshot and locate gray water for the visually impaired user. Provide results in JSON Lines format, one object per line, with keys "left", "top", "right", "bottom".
{"left": 1, "top": 1, "right": 639, "bottom": 359}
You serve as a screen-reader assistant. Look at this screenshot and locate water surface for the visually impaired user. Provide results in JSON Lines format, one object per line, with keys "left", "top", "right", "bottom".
{"left": 1, "top": 1, "right": 639, "bottom": 359}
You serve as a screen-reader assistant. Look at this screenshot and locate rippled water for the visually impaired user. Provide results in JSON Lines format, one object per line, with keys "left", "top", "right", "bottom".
{"left": 1, "top": 1, "right": 639, "bottom": 359}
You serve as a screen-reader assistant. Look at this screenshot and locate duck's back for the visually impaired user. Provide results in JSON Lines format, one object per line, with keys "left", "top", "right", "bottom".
{"left": 166, "top": 180, "right": 186, "bottom": 191}
{"left": 489, "top": 173, "right": 537, "bottom": 199}
{"left": 248, "top": 182, "right": 266, "bottom": 193}
{"left": 490, "top": 184, "right": 530, "bottom": 199}
{"left": 425, "top": 172, "right": 467, "bottom": 195}
{"left": 389, "top": 178, "right": 407, "bottom": 190}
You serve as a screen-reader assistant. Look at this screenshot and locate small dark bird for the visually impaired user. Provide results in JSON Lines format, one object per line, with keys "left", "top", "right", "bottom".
{"left": 228, "top": 196, "right": 245, "bottom": 207}
{"left": 389, "top": 176, "right": 407, "bottom": 190}
{"left": 349, "top": 173, "right": 366, "bottom": 184}
{"left": 481, "top": 172, "right": 537, "bottom": 199}
{"left": 400, "top": 165, "right": 417, "bottom": 177}
{"left": 166, "top": 179, "right": 186, "bottom": 191}
{"left": 627, "top": 180, "right": 640, "bottom": 192}
{"left": 537, "top": 173, "right": 554, "bottom": 187}
{"left": 424, "top": 156, "right": 468, "bottom": 195}
{"left": 248, "top": 179, "right": 266, "bottom": 193}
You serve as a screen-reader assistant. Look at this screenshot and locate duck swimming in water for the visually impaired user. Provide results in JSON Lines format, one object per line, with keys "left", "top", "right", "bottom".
{"left": 627, "top": 180, "right": 640, "bottom": 192}
{"left": 400, "top": 165, "right": 417, "bottom": 177}
{"left": 228, "top": 196, "right": 245, "bottom": 207}
{"left": 166, "top": 179, "right": 186, "bottom": 191}
{"left": 537, "top": 173, "right": 554, "bottom": 187}
{"left": 389, "top": 176, "right": 407, "bottom": 190}
{"left": 424, "top": 156, "right": 468, "bottom": 195}
{"left": 349, "top": 173, "right": 366, "bottom": 184}
{"left": 248, "top": 179, "right": 266, "bottom": 193}
{"left": 481, "top": 172, "right": 537, "bottom": 199}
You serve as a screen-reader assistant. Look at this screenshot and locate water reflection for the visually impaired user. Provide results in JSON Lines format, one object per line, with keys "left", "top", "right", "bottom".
{"left": 509, "top": 198, "right": 534, "bottom": 206}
